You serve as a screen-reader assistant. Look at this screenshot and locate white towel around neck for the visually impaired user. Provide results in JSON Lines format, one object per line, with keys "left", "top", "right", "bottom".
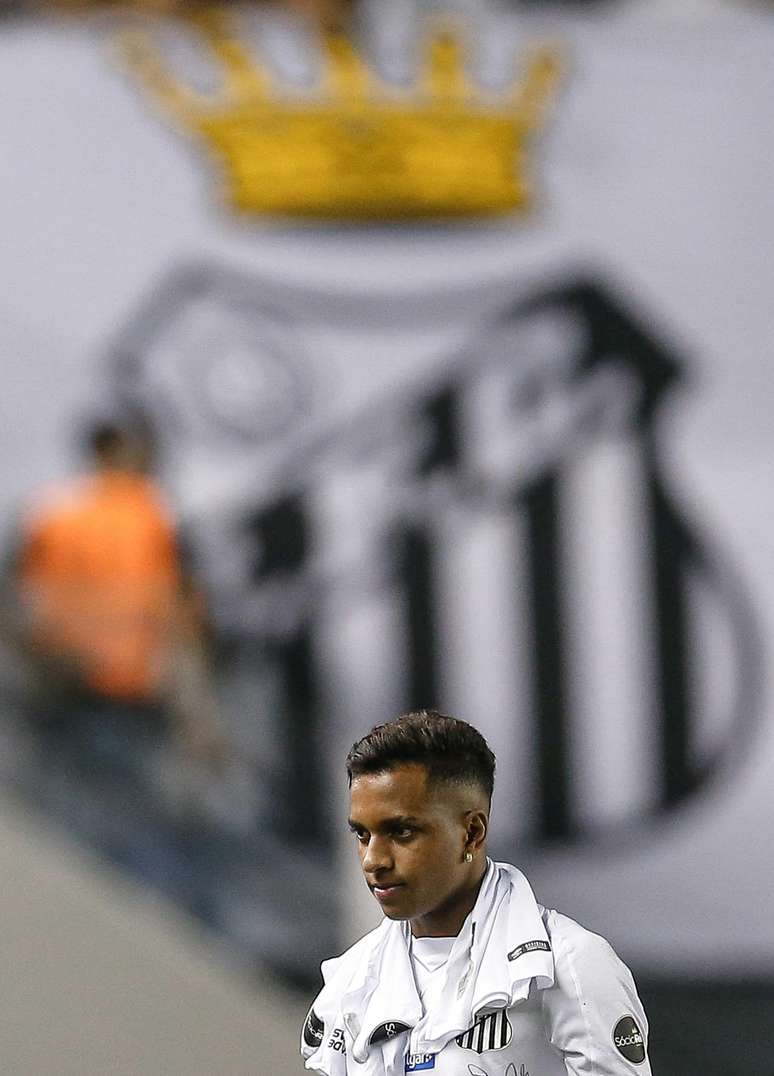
{"left": 302, "top": 860, "right": 555, "bottom": 1076}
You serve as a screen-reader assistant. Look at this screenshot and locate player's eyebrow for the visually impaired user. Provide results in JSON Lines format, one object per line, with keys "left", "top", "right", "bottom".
{"left": 348, "top": 815, "right": 422, "bottom": 831}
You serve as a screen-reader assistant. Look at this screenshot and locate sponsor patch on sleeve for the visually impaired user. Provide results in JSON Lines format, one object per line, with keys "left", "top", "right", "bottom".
{"left": 507, "top": 940, "right": 551, "bottom": 962}
{"left": 612, "top": 1015, "right": 647, "bottom": 1064}
{"left": 303, "top": 1007, "right": 325, "bottom": 1048}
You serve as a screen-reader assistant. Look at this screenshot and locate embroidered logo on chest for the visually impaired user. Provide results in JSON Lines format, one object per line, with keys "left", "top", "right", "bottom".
{"left": 455, "top": 1011, "right": 513, "bottom": 1053}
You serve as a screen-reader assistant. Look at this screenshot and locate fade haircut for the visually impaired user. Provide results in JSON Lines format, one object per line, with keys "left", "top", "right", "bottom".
{"left": 346, "top": 710, "right": 496, "bottom": 802}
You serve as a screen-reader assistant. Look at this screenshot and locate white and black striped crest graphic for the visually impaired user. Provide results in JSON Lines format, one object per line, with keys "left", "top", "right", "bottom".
{"left": 456, "top": 1011, "right": 513, "bottom": 1053}
{"left": 108, "top": 265, "right": 761, "bottom": 851}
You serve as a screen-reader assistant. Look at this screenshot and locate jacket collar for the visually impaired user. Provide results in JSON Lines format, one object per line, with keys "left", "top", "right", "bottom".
{"left": 333, "top": 860, "right": 555, "bottom": 1062}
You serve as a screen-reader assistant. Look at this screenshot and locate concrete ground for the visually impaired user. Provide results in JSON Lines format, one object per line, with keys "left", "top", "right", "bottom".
{"left": 0, "top": 794, "right": 310, "bottom": 1076}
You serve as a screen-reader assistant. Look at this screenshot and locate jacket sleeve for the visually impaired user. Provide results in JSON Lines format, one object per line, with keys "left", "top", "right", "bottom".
{"left": 301, "top": 1004, "right": 327, "bottom": 1063}
{"left": 301, "top": 997, "right": 351, "bottom": 1075}
{"left": 541, "top": 911, "right": 653, "bottom": 1075}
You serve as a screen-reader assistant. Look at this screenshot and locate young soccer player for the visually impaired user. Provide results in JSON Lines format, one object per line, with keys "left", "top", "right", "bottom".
{"left": 302, "top": 710, "right": 651, "bottom": 1075}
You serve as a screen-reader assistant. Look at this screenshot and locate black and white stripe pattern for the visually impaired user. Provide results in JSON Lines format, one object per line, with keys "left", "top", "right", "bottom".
{"left": 114, "top": 269, "right": 760, "bottom": 853}
{"left": 455, "top": 1010, "right": 513, "bottom": 1054}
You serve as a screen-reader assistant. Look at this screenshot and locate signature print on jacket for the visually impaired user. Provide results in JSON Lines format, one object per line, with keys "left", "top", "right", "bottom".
{"left": 468, "top": 1064, "right": 528, "bottom": 1076}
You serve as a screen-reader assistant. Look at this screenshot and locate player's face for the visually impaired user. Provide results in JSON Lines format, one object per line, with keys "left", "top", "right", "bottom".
{"left": 348, "top": 763, "right": 487, "bottom": 938}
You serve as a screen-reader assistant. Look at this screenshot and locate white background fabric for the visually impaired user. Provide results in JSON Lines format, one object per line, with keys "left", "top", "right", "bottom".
{"left": 1, "top": 1, "right": 773, "bottom": 979}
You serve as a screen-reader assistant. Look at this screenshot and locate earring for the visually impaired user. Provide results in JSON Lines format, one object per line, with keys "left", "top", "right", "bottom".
{"left": 464, "top": 852, "right": 473, "bottom": 863}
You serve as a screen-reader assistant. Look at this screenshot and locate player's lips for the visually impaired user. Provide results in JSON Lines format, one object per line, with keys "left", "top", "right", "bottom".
{"left": 369, "top": 881, "right": 405, "bottom": 903}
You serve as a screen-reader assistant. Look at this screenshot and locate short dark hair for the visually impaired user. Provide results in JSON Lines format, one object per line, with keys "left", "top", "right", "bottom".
{"left": 346, "top": 710, "right": 496, "bottom": 801}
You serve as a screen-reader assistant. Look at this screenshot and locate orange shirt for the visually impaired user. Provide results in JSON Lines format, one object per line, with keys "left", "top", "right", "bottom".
{"left": 19, "top": 472, "right": 182, "bottom": 701}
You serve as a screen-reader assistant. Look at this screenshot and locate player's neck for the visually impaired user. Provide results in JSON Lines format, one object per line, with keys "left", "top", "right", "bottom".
{"left": 409, "top": 863, "right": 487, "bottom": 939}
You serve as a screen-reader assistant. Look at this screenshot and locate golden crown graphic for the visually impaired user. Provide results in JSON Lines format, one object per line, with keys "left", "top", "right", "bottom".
{"left": 118, "top": 11, "right": 562, "bottom": 219}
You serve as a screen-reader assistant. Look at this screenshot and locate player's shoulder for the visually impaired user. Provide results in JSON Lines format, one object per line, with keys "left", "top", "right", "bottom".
{"left": 538, "top": 904, "right": 640, "bottom": 1022}
{"left": 321, "top": 919, "right": 390, "bottom": 985}
{"left": 535, "top": 905, "right": 651, "bottom": 1069}
{"left": 541, "top": 906, "right": 632, "bottom": 987}
{"left": 304, "top": 921, "right": 391, "bottom": 1049}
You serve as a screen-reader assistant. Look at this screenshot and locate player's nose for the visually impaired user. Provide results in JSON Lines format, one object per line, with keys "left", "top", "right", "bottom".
{"left": 362, "top": 835, "right": 394, "bottom": 874}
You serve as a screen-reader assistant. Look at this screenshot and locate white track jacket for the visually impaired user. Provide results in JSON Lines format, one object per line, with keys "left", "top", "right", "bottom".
{"left": 301, "top": 860, "right": 652, "bottom": 1076}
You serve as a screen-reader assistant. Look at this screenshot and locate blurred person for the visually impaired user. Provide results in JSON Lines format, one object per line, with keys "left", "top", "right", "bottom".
{"left": 0, "top": 418, "right": 224, "bottom": 816}
{"left": 302, "top": 710, "right": 652, "bottom": 1075}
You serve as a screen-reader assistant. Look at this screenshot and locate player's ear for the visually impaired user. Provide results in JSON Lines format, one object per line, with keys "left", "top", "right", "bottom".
{"left": 464, "top": 809, "right": 488, "bottom": 852}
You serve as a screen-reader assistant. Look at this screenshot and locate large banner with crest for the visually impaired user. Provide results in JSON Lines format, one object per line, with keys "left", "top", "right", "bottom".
{"left": 1, "top": 1, "right": 773, "bottom": 978}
